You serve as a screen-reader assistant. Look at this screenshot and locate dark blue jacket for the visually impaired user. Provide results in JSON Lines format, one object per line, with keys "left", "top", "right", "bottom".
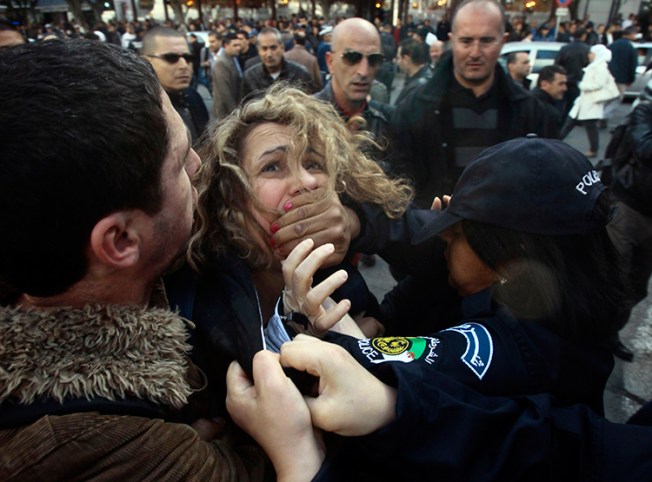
{"left": 391, "top": 55, "right": 559, "bottom": 206}
{"left": 168, "top": 87, "right": 209, "bottom": 145}
{"left": 313, "top": 367, "right": 652, "bottom": 481}
{"left": 164, "top": 251, "right": 379, "bottom": 417}
{"left": 327, "top": 288, "right": 613, "bottom": 414}
{"left": 608, "top": 38, "right": 638, "bottom": 85}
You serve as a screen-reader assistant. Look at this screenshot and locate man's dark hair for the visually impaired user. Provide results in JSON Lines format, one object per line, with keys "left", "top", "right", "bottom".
{"left": 623, "top": 25, "right": 638, "bottom": 37}
{"left": 506, "top": 50, "right": 528, "bottom": 65}
{"left": 222, "top": 30, "right": 238, "bottom": 44}
{"left": 293, "top": 31, "right": 307, "bottom": 45}
{"left": 0, "top": 40, "right": 169, "bottom": 296}
{"left": 399, "top": 37, "right": 427, "bottom": 65}
{"left": 537, "top": 64, "right": 567, "bottom": 86}
{"left": 141, "top": 26, "right": 186, "bottom": 55}
{"left": 573, "top": 27, "right": 587, "bottom": 40}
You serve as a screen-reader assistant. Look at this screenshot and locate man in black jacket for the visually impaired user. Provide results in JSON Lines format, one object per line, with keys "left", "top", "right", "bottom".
{"left": 394, "top": 37, "right": 433, "bottom": 105}
{"left": 392, "top": 0, "right": 557, "bottom": 207}
{"left": 531, "top": 64, "right": 568, "bottom": 137}
{"left": 142, "top": 27, "right": 209, "bottom": 146}
{"left": 242, "top": 27, "right": 315, "bottom": 100}
{"left": 554, "top": 27, "right": 590, "bottom": 119}
{"left": 315, "top": 16, "right": 391, "bottom": 161}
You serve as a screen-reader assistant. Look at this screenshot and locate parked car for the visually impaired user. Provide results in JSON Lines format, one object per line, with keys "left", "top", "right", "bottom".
{"left": 499, "top": 41, "right": 566, "bottom": 90}
{"left": 624, "top": 42, "right": 652, "bottom": 100}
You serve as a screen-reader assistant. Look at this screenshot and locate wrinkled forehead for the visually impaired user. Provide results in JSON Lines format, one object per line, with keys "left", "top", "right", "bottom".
{"left": 153, "top": 35, "right": 190, "bottom": 53}
{"left": 333, "top": 27, "right": 381, "bottom": 52}
{"left": 453, "top": 2, "right": 504, "bottom": 33}
{"left": 258, "top": 33, "right": 280, "bottom": 47}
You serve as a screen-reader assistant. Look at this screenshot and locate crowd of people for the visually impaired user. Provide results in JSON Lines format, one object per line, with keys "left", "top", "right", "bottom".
{"left": 1, "top": 0, "right": 652, "bottom": 479}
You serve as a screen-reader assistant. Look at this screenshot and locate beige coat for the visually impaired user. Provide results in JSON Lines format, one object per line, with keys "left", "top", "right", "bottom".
{"left": 212, "top": 51, "right": 243, "bottom": 120}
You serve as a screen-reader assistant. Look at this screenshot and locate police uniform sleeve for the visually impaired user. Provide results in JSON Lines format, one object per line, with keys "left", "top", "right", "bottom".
{"left": 347, "top": 202, "right": 447, "bottom": 276}
{"left": 312, "top": 367, "right": 652, "bottom": 481}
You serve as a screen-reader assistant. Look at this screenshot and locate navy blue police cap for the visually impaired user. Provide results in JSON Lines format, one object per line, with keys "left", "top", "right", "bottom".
{"left": 413, "top": 136, "right": 606, "bottom": 244}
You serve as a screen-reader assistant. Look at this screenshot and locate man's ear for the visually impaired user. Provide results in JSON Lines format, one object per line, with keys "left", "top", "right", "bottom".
{"left": 89, "top": 211, "right": 143, "bottom": 269}
{"left": 326, "top": 50, "right": 333, "bottom": 73}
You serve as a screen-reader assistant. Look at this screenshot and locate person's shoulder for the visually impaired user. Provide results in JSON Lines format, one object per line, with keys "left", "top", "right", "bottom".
{"left": 286, "top": 59, "right": 311, "bottom": 77}
{"left": 244, "top": 62, "right": 263, "bottom": 77}
{"left": 215, "top": 53, "right": 230, "bottom": 66}
{"left": 183, "top": 87, "right": 205, "bottom": 102}
{"left": 285, "top": 59, "right": 307, "bottom": 71}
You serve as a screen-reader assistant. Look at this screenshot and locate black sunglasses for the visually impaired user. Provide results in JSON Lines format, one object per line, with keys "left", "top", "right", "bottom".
{"left": 146, "top": 52, "right": 193, "bottom": 64}
{"left": 340, "top": 50, "right": 385, "bottom": 67}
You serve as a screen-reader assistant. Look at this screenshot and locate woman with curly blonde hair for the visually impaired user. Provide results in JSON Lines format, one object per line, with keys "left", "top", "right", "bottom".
{"left": 189, "top": 84, "right": 413, "bottom": 272}
{"left": 164, "top": 84, "right": 413, "bottom": 417}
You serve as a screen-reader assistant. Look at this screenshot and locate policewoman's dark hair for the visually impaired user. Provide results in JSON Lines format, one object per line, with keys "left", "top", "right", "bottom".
{"left": 463, "top": 191, "right": 629, "bottom": 342}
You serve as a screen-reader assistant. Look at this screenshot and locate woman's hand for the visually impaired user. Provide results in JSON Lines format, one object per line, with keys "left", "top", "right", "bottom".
{"left": 280, "top": 335, "right": 397, "bottom": 436}
{"left": 281, "top": 239, "right": 356, "bottom": 336}
{"left": 226, "top": 350, "right": 325, "bottom": 481}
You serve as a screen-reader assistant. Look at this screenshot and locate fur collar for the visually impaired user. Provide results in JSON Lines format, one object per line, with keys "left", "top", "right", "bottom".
{"left": 0, "top": 304, "right": 194, "bottom": 409}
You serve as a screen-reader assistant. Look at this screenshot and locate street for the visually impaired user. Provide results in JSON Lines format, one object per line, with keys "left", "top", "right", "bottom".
{"left": 358, "top": 81, "right": 651, "bottom": 423}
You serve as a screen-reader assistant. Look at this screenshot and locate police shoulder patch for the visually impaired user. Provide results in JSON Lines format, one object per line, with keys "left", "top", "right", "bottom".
{"left": 444, "top": 322, "right": 494, "bottom": 380}
{"left": 356, "top": 336, "right": 440, "bottom": 365}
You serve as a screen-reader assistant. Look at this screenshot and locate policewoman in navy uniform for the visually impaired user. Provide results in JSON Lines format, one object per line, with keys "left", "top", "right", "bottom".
{"left": 292, "top": 136, "right": 627, "bottom": 416}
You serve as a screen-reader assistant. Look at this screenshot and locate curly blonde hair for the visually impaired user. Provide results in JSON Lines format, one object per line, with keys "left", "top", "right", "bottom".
{"left": 189, "top": 84, "right": 413, "bottom": 271}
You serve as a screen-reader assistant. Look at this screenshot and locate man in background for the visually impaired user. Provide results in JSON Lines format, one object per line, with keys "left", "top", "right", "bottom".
{"left": 211, "top": 30, "right": 243, "bottom": 121}
{"left": 199, "top": 30, "right": 221, "bottom": 93}
{"left": 555, "top": 27, "right": 589, "bottom": 119}
{"left": 608, "top": 26, "right": 638, "bottom": 101}
{"left": 393, "top": 0, "right": 555, "bottom": 207}
{"left": 394, "top": 37, "right": 433, "bottom": 106}
{"left": 506, "top": 51, "right": 532, "bottom": 90}
{"left": 284, "top": 29, "right": 323, "bottom": 91}
{"left": 317, "top": 25, "right": 333, "bottom": 85}
{"left": 237, "top": 28, "right": 259, "bottom": 72}
{"left": 531, "top": 64, "right": 568, "bottom": 136}
{"left": 243, "top": 27, "right": 315, "bottom": 100}
{"left": 142, "top": 27, "right": 208, "bottom": 144}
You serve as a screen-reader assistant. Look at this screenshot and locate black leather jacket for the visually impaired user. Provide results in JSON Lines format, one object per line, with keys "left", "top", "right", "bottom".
{"left": 315, "top": 82, "right": 396, "bottom": 172}
{"left": 392, "top": 55, "right": 559, "bottom": 207}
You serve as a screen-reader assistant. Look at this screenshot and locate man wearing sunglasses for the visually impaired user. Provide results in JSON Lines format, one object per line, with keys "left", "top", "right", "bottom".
{"left": 316, "top": 17, "right": 394, "bottom": 171}
{"left": 142, "top": 27, "right": 208, "bottom": 145}
{"left": 315, "top": 17, "right": 398, "bottom": 270}
{"left": 391, "top": 0, "right": 557, "bottom": 208}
